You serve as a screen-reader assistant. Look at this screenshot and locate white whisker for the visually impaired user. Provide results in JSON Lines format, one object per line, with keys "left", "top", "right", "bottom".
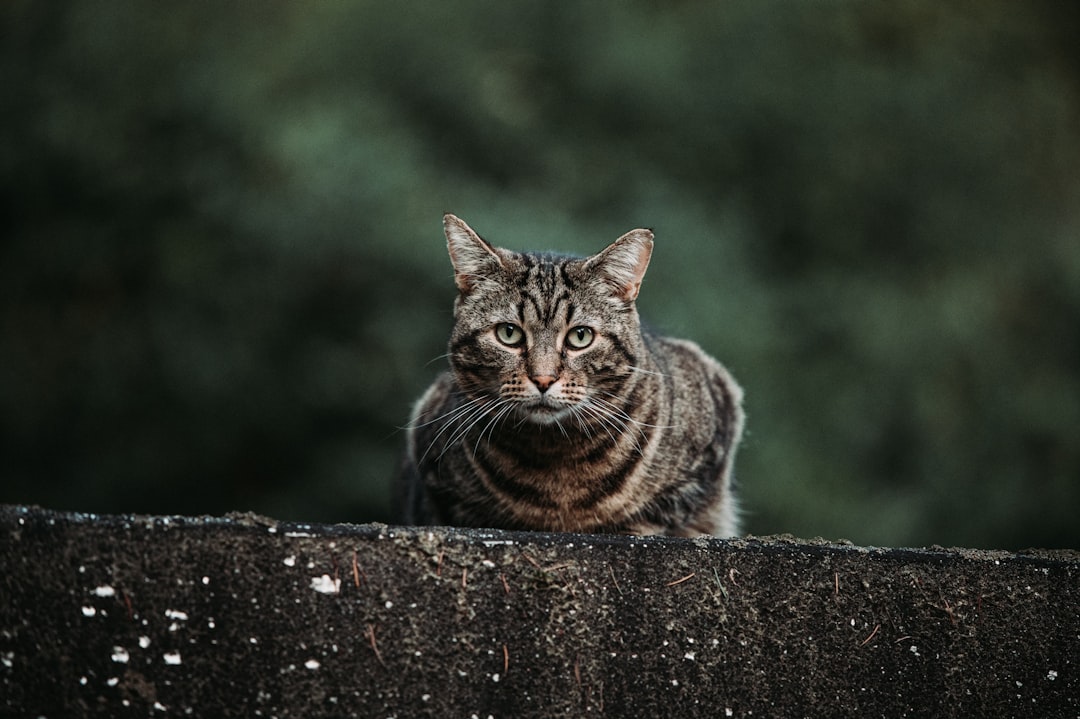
{"left": 472, "top": 400, "right": 516, "bottom": 456}
{"left": 575, "top": 402, "right": 623, "bottom": 449}
{"left": 409, "top": 395, "right": 488, "bottom": 430}
{"left": 627, "top": 364, "right": 670, "bottom": 378}
{"left": 593, "top": 392, "right": 676, "bottom": 430}
{"left": 417, "top": 397, "right": 499, "bottom": 464}
{"left": 437, "top": 399, "right": 503, "bottom": 461}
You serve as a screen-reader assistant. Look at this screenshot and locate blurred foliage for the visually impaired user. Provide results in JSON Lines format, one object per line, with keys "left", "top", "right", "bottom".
{"left": 2, "top": 1, "right": 1078, "bottom": 549}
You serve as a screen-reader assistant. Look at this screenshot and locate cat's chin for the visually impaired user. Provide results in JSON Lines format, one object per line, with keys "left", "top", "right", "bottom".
{"left": 520, "top": 402, "right": 574, "bottom": 426}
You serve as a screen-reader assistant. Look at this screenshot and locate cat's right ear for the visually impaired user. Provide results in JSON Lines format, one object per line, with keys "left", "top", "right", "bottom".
{"left": 444, "top": 214, "right": 506, "bottom": 294}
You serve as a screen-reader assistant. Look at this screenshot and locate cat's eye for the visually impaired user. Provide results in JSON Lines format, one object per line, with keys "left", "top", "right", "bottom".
{"left": 494, "top": 323, "right": 525, "bottom": 347}
{"left": 566, "top": 326, "right": 595, "bottom": 349}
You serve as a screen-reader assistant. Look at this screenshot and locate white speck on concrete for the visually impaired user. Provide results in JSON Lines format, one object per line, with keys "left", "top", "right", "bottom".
{"left": 139, "top": 636, "right": 151, "bottom": 649}
{"left": 492, "top": 673, "right": 500, "bottom": 683}
{"left": 310, "top": 575, "right": 341, "bottom": 594}
{"left": 283, "top": 555, "right": 296, "bottom": 567}
{"left": 163, "top": 651, "right": 182, "bottom": 665}
{"left": 111, "top": 647, "right": 130, "bottom": 663}
{"left": 684, "top": 651, "right": 696, "bottom": 661}
{"left": 201, "top": 576, "right": 210, "bottom": 585}
{"left": 165, "top": 609, "right": 189, "bottom": 621}
{"left": 153, "top": 702, "right": 167, "bottom": 712}
{"left": 107, "top": 677, "right": 119, "bottom": 687}
{"left": 1047, "top": 670, "right": 1058, "bottom": 681}
{"left": 285, "top": 531, "right": 313, "bottom": 538}
{"left": 304, "top": 659, "right": 320, "bottom": 670}
{"left": 481, "top": 560, "right": 496, "bottom": 568}
{"left": 92, "top": 586, "right": 116, "bottom": 597}
{"left": 81, "top": 606, "right": 97, "bottom": 617}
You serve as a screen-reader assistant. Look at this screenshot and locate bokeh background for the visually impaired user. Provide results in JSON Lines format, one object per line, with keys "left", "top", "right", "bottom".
{"left": 4, "top": 1, "right": 1078, "bottom": 550}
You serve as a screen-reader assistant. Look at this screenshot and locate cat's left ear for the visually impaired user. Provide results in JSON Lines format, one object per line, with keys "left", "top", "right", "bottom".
{"left": 587, "top": 228, "right": 654, "bottom": 301}
{"left": 444, "top": 214, "right": 507, "bottom": 294}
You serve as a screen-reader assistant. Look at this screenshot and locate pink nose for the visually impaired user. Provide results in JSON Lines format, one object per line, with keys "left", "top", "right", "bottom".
{"left": 532, "top": 375, "right": 557, "bottom": 392}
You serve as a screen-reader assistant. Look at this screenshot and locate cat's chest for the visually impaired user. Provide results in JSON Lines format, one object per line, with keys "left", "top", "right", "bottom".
{"left": 458, "top": 426, "right": 659, "bottom": 530}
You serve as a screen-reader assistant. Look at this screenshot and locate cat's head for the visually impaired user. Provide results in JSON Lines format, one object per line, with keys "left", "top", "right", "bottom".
{"left": 443, "top": 213, "right": 653, "bottom": 426}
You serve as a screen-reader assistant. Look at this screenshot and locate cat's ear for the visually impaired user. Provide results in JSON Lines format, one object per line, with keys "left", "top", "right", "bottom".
{"left": 444, "top": 214, "right": 506, "bottom": 293}
{"left": 587, "top": 228, "right": 654, "bottom": 301}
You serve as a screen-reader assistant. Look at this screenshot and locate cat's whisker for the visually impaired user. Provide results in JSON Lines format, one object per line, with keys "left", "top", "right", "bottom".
{"left": 575, "top": 403, "right": 622, "bottom": 448}
{"left": 627, "top": 364, "right": 670, "bottom": 379}
{"left": 593, "top": 392, "right": 677, "bottom": 430}
{"left": 472, "top": 400, "right": 514, "bottom": 457}
{"left": 424, "top": 352, "right": 453, "bottom": 367}
{"left": 437, "top": 399, "right": 504, "bottom": 460}
{"left": 576, "top": 399, "right": 640, "bottom": 454}
{"left": 423, "top": 397, "right": 501, "bottom": 463}
{"left": 567, "top": 404, "right": 595, "bottom": 439}
{"left": 552, "top": 413, "right": 569, "bottom": 440}
{"left": 585, "top": 397, "right": 654, "bottom": 456}
{"left": 408, "top": 394, "right": 489, "bottom": 430}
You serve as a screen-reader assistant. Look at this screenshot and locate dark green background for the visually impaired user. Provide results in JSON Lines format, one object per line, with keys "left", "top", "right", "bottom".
{"left": 4, "top": 2, "right": 1078, "bottom": 549}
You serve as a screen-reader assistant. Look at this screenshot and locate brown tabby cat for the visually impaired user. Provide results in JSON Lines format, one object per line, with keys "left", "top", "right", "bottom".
{"left": 397, "top": 214, "right": 745, "bottom": 537}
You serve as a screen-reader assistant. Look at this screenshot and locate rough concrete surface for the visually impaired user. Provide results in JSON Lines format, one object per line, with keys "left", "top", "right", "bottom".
{"left": 1, "top": 504, "right": 1076, "bottom": 718}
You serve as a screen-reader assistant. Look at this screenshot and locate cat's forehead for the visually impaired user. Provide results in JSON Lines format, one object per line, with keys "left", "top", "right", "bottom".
{"left": 457, "top": 250, "right": 611, "bottom": 326}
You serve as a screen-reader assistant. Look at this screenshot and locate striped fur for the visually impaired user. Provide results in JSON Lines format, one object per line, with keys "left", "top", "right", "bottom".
{"left": 397, "top": 214, "right": 745, "bottom": 537}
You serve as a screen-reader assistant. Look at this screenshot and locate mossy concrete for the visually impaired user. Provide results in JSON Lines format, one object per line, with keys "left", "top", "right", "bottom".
{"left": 1, "top": 504, "right": 1076, "bottom": 718}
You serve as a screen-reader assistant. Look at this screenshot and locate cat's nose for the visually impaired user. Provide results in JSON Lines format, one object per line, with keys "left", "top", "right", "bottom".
{"left": 532, "top": 375, "right": 557, "bottom": 393}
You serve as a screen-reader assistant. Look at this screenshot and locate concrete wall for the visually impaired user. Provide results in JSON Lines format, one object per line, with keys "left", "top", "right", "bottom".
{"left": 1, "top": 504, "right": 1076, "bottom": 717}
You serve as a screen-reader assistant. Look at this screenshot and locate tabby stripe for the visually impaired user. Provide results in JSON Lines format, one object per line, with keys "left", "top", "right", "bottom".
{"left": 604, "top": 333, "right": 637, "bottom": 368}
{"left": 449, "top": 361, "right": 488, "bottom": 386}
{"left": 546, "top": 291, "right": 570, "bottom": 325}
{"left": 572, "top": 436, "right": 650, "bottom": 510}
{"left": 473, "top": 447, "right": 558, "bottom": 509}
{"left": 514, "top": 254, "right": 537, "bottom": 291}
{"left": 558, "top": 263, "right": 577, "bottom": 291}
{"left": 450, "top": 329, "right": 486, "bottom": 356}
{"left": 523, "top": 292, "right": 544, "bottom": 323}
{"left": 710, "top": 377, "right": 736, "bottom": 460}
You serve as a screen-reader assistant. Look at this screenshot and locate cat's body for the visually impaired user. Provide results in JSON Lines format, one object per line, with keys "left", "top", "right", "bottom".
{"left": 397, "top": 215, "right": 744, "bottom": 537}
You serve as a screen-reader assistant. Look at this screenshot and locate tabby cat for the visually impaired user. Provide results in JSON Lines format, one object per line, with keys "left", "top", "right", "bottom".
{"left": 397, "top": 214, "right": 744, "bottom": 537}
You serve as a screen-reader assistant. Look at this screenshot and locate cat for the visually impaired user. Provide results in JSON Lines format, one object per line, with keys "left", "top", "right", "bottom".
{"left": 397, "top": 214, "right": 745, "bottom": 537}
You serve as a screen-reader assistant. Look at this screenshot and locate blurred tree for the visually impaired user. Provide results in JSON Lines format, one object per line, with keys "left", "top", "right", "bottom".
{"left": 2, "top": 0, "right": 1078, "bottom": 548}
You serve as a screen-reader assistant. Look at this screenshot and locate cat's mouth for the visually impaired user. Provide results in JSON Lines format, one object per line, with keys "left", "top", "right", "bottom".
{"left": 519, "top": 397, "right": 574, "bottom": 424}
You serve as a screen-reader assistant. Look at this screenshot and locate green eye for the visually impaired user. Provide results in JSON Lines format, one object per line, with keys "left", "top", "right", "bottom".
{"left": 566, "top": 326, "right": 595, "bottom": 349}
{"left": 495, "top": 323, "right": 525, "bottom": 347}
